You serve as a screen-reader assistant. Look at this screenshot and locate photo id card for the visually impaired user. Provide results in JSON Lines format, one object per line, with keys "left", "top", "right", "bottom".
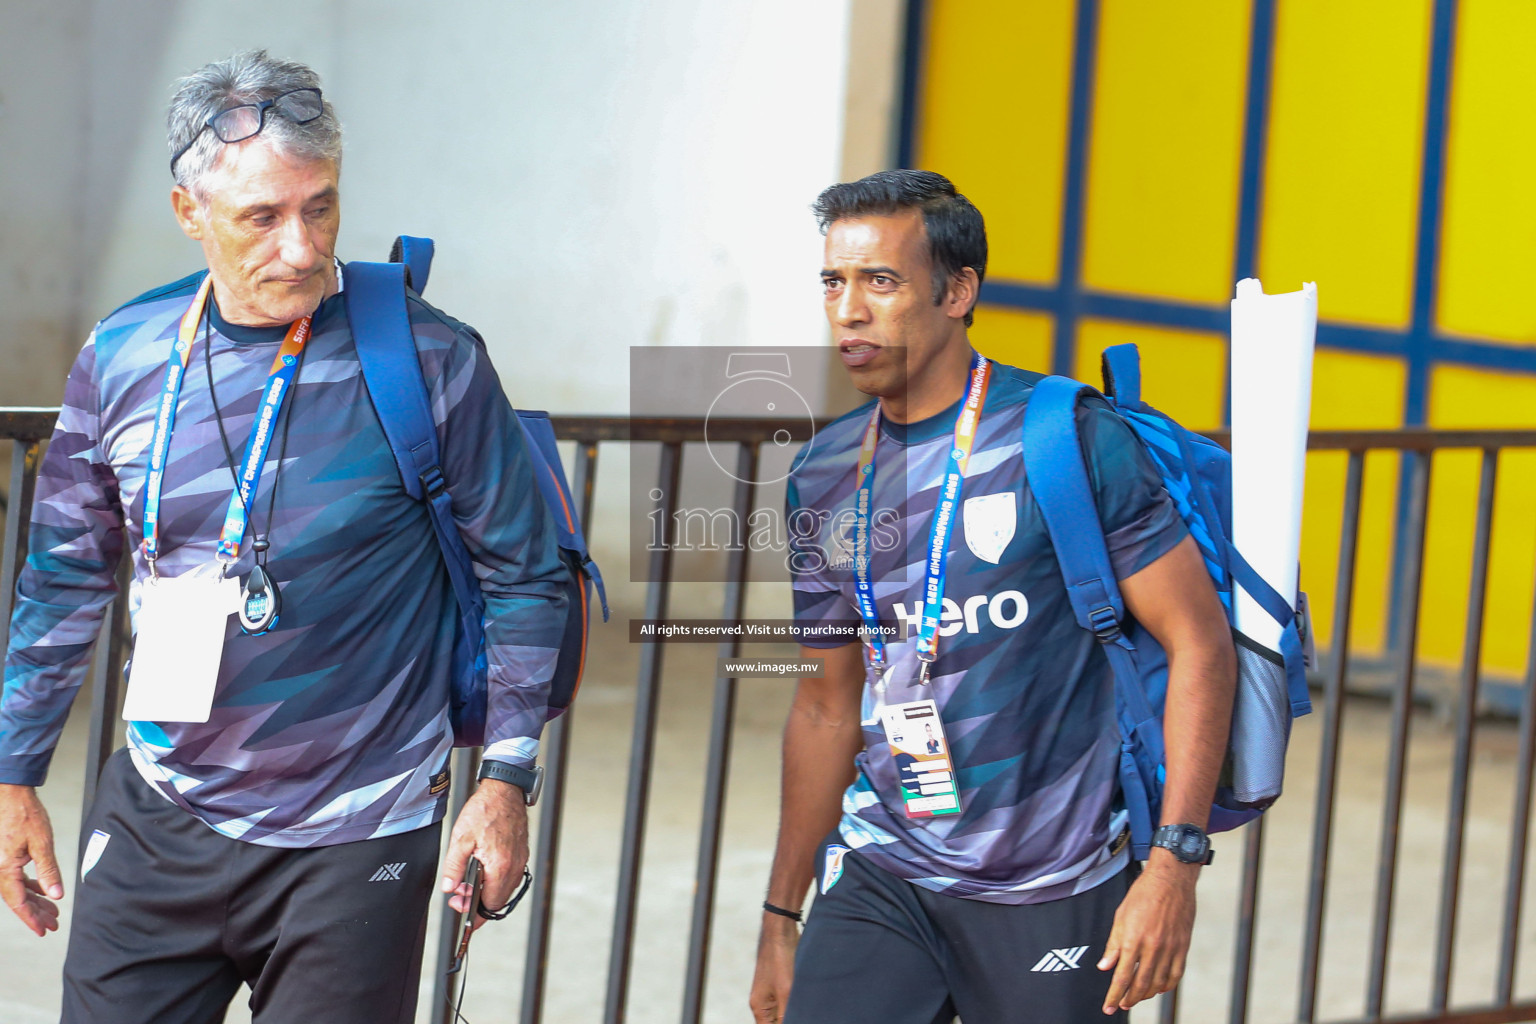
{"left": 122, "top": 566, "right": 240, "bottom": 724}
{"left": 879, "top": 698, "right": 960, "bottom": 818}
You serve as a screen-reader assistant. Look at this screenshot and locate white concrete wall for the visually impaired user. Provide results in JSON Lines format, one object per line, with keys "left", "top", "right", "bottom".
{"left": 1, "top": 0, "right": 878, "bottom": 608}
{"left": 3, "top": 0, "right": 859, "bottom": 416}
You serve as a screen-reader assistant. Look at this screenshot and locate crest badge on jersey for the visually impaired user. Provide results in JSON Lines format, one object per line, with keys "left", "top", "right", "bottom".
{"left": 963, "top": 491, "right": 1016, "bottom": 564}
{"left": 822, "top": 844, "right": 850, "bottom": 894}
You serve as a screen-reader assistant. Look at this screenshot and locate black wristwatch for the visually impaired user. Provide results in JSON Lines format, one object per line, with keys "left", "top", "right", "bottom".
{"left": 476, "top": 759, "right": 544, "bottom": 806}
{"left": 1151, "top": 823, "right": 1213, "bottom": 865}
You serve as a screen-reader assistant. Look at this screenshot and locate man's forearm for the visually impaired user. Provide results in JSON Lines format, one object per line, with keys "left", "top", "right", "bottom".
{"left": 1157, "top": 641, "right": 1236, "bottom": 833}
{"left": 764, "top": 673, "right": 864, "bottom": 907}
{"left": 1119, "top": 537, "right": 1239, "bottom": 843}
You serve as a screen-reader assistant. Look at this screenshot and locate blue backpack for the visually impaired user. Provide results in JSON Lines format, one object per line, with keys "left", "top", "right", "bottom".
{"left": 1021, "top": 344, "right": 1311, "bottom": 859}
{"left": 344, "top": 236, "right": 608, "bottom": 748}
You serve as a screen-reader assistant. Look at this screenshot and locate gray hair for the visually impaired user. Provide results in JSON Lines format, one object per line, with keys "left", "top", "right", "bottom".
{"left": 167, "top": 49, "right": 342, "bottom": 196}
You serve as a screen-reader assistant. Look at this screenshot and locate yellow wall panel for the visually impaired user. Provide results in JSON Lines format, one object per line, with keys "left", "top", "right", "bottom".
{"left": 1259, "top": 0, "right": 1433, "bottom": 327}
{"left": 1418, "top": 365, "right": 1536, "bottom": 677}
{"left": 917, "top": 0, "right": 1074, "bottom": 285}
{"left": 915, "top": 0, "right": 1536, "bottom": 684}
{"left": 1298, "top": 351, "right": 1407, "bottom": 656}
{"left": 971, "top": 306, "right": 1054, "bottom": 374}
{"left": 1437, "top": 1, "right": 1536, "bottom": 345}
{"left": 1081, "top": 0, "right": 1250, "bottom": 303}
{"left": 1073, "top": 320, "right": 1225, "bottom": 431}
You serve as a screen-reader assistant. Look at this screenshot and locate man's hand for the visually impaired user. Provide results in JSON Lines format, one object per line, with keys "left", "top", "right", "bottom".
{"left": 0, "top": 784, "right": 63, "bottom": 937}
{"left": 1098, "top": 858, "right": 1198, "bottom": 1013}
{"left": 440, "top": 778, "right": 529, "bottom": 933}
{"left": 749, "top": 912, "right": 799, "bottom": 1023}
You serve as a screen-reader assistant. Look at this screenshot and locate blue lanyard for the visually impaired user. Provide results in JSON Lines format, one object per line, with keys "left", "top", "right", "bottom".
{"left": 853, "top": 354, "right": 991, "bottom": 682}
{"left": 141, "top": 277, "right": 312, "bottom": 572}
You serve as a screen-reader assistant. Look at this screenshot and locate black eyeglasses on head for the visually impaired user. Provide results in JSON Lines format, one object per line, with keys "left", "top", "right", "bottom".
{"left": 170, "top": 87, "right": 324, "bottom": 177}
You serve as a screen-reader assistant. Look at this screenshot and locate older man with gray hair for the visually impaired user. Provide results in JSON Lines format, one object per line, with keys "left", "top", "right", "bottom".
{"left": 0, "top": 50, "right": 568, "bottom": 1022}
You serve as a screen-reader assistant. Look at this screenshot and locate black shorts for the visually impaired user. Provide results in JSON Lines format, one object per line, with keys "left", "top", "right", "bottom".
{"left": 61, "top": 748, "right": 442, "bottom": 1024}
{"left": 785, "top": 834, "right": 1133, "bottom": 1024}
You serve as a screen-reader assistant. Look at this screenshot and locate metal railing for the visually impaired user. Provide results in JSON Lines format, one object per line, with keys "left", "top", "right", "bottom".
{"left": 3, "top": 408, "right": 1536, "bottom": 1024}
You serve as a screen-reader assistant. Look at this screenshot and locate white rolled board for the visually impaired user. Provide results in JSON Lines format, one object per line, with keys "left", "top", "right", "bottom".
{"left": 1229, "top": 278, "right": 1316, "bottom": 654}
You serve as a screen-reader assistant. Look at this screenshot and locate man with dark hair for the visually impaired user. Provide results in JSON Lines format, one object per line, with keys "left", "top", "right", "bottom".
{"left": 811, "top": 169, "right": 988, "bottom": 327}
{"left": 750, "top": 169, "right": 1236, "bottom": 1023}
{"left": 0, "top": 50, "right": 567, "bottom": 1022}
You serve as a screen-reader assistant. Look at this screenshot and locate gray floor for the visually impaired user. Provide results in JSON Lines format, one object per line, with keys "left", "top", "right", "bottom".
{"left": 4, "top": 618, "right": 1536, "bottom": 1024}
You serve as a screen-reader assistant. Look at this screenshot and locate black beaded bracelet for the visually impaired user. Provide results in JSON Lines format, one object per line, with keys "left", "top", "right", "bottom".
{"left": 762, "top": 901, "right": 803, "bottom": 923}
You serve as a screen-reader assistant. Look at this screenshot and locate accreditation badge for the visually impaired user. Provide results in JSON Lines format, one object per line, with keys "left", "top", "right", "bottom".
{"left": 879, "top": 699, "right": 960, "bottom": 818}
{"left": 122, "top": 565, "right": 240, "bottom": 723}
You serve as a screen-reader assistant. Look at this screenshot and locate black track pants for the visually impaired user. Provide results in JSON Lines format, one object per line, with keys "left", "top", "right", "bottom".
{"left": 784, "top": 834, "right": 1134, "bottom": 1024}
{"left": 61, "top": 748, "right": 441, "bottom": 1024}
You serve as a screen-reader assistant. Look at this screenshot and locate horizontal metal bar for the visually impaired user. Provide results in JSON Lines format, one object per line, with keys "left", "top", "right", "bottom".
{"left": 0, "top": 409, "right": 59, "bottom": 442}
{"left": 1197, "top": 427, "right": 1536, "bottom": 452}
{"left": 1324, "top": 1002, "right": 1536, "bottom": 1024}
{"left": 1296, "top": 428, "right": 1536, "bottom": 451}
{"left": 6, "top": 408, "right": 1536, "bottom": 453}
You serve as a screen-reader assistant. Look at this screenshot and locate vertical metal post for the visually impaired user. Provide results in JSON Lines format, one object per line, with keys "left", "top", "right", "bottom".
{"left": 520, "top": 440, "right": 599, "bottom": 1024}
{"left": 80, "top": 558, "right": 131, "bottom": 835}
{"left": 432, "top": 746, "right": 480, "bottom": 1024}
{"left": 0, "top": 439, "right": 41, "bottom": 638}
{"left": 1298, "top": 450, "right": 1366, "bottom": 1022}
{"left": 1431, "top": 449, "right": 1497, "bottom": 1011}
{"left": 680, "top": 444, "right": 759, "bottom": 1024}
{"left": 1497, "top": 565, "right": 1536, "bottom": 1005}
{"left": 1158, "top": 985, "right": 1179, "bottom": 1024}
{"left": 1228, "top": 816, "right": 1266, "bottom": 1024}
{"left": 1367, "top": 451, "right": 1432, "bottom": 1017}
{"left": 604, "top": 442, "right": 683, "bottom": 1024}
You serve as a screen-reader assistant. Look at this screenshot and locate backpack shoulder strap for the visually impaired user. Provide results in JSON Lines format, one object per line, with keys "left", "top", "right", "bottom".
{"left": 388, "top": 235, "right": 435, "bottom": 295}
{"left": 345, "top": 262, "right": 438, "bottom": 500}
{"left": 1021, "top": 376, "right": 1129, "bottom": 644}
{"left": 345, "top": 261, "right": 483, "bottom": 624}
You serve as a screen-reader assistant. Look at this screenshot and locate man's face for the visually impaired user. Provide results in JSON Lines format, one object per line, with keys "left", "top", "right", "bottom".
{"left": 171, "top": 140, "right": 340, "bottom": 327}
{"left": 821, "top": 209, "right": 955, "bottom": 399}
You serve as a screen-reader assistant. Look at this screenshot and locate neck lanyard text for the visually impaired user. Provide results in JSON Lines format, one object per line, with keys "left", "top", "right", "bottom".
{"left": 852, "top": 353, "right": 991, "bottom": 683}
{"left": 141, "top": 276, "right": 312, "bottom": 573}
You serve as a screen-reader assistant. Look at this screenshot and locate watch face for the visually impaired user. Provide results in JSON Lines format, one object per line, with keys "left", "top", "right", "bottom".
{"left": 1182, "top": 835, "right": 1202, "bottom": 856}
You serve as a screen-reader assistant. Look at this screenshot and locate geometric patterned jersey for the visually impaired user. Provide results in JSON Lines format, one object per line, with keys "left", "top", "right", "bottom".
{"left": 0, "top": 268, "right": 568, "bottom": 847}
{"left": 787, "top": 360, "right": 1186, "bottom": 902}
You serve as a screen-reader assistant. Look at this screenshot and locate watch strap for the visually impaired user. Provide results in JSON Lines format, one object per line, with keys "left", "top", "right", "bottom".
{"left": 477, "top": 759, "right": 543, "bottom": 805}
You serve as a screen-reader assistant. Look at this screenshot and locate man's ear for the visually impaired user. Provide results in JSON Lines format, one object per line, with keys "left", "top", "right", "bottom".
{"left": 170, "top": 185, "right": 204, "bottom": 241}
{"left": 943, "top": 267, "right": 980, "bottom": 322}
